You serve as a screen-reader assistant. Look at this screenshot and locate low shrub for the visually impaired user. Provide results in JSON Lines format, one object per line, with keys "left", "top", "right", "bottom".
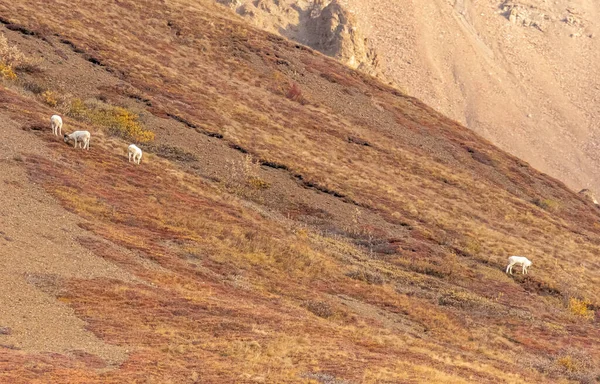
{"left": 0, "top": 33, "right": 39, "bottom": 79}
{"left": 0, "top": 33, "right": 25, "bottom": 70}
{"left": 41, "top": 90, "right": 59, "bottom": 107}
{"left": 0, "top": 63, "right": 16, "bottom": 80}
{"left": 68, "top": 98, "right": 155, "bottom": 143}
{"left": 569, "top": 297, "right": 595, "bottom": 320}
{"left": 246, "top": 176, "right": 270, "bottom": 190}
{"left": 302, "top": 300, "right": 333, "bottom": 318}
{"left": 345, "top": 269, "right": 384, "bottom": 285}
{"left": 531, "top": 348, "right": 599, "bottom": 383}
{"left": 143, "top": 144, "right": 197, "bottom": 162}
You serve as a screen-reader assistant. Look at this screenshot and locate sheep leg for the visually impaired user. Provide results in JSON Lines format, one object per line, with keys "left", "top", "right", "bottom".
{"left": 73, "top": 138, "right": 77, "bottom": 148}
{"left": 507, "top": 262, "right": 515, "bottom": 274}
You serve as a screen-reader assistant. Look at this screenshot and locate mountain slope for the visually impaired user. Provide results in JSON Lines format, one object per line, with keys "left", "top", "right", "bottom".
{"left": 213, "top": 0, "right": 600, "bottom": 200}
{"left": 0, "top": 0, "right": 600, "bottom": 382}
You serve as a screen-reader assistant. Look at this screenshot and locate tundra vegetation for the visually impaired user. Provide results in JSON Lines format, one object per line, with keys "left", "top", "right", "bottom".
{"left": 0, "top": 1, "right": 599, "bottom": 383}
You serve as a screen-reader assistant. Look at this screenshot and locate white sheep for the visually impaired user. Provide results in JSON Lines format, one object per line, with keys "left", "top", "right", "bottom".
{"left": 128, "top": 144, "right": 142, "bottom": 164}
{"left": 50, "top": 115, "right": 63, "bottom": 136}
{"left": 63, "top": 130, "right": 91, "bottom": 150}
{"left": 506, "top": 256, "right": 532, "bottom": 275}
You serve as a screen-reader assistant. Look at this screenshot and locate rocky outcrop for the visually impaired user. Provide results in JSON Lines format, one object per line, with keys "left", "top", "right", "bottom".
{"left": 213, "top": 0, "right": 380, "bottom": 76}
{"left": 578, "top": 189, "right": 599, "bottom": 205}
{"left": 303, "top": 0, "right": 378, "bottom": 74}
{"left": 501, "top": 2, "right": 550, "bottom": 31}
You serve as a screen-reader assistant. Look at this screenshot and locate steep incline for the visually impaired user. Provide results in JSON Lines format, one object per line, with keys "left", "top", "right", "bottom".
{"left": 213, "top": 0, "right": 600, "bottom": 199}
{"left": 0, "top": 0, "right": 599, "bottom": 382}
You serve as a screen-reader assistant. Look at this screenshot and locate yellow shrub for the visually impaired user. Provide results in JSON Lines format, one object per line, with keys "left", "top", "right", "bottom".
{"left": 0, "top": 62, "right": 16, "bottom": 80}
{"left": 107, "top": 107, "right": 155, "bottom": 143}
{"left": 568, "top": 298, "right": 595, "bottom": 320}
{"left": 68, "top": 98, "right": 88, "bottom": 119}
{"left": 0, "top": 33, "right": 25, "bottom": 69}
{"left": 67, "top": 99, "right": 155, "bottom": 143}
{"left": 558, "top": 356, "right": 577, "bottom": 372}
{"left": 41, "top": 90, "right": 58, "bottom": 107}
{"left": 0, "top": 33, "right": 31, "bottom": 80}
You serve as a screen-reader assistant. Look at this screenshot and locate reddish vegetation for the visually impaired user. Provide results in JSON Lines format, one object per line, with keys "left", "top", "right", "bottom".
{"left": 0, "top": 0, "right": 600, "bottom": 382}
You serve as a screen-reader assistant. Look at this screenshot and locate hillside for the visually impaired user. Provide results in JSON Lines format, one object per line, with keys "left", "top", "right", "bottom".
{"left": 1, "top": 0, "right": 600, "bottom": 382}
{"left": 213, "top": 0, "right": 600, "bottom": 202}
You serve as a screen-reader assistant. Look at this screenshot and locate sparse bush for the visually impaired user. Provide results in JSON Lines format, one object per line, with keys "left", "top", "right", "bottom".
{"left": 532, "top": 198, "right": 560, "bottom": 211}
{"left": 0, "top": 63, "right": 16, "bottom": 80}
{"left": 0, "top": 33, "right": 25, "bottom": 74}
{"left": 269, "top": 72, "right": 308, "bottom": 104}
{"left": 345, "top": 269, "right": 384, "bottom": 285}
{"left": 106, "top": 107, "right": 155, "bottom": 142}
{"left": 437, "top": 289, "right": 492, "bottom": 310}
{"left": 22, "top": 80, "right": 46, "bottom": 94}
{"left": 285, "top": 82, "right": 308, "bottom": 104}
{"left": 407, "top": 260, "right": 448, "bottom": 278}
{"left": 0, "top": 33, "right": 39, "bottom": 79}
{"left": 302, "top": 300, "right": 333, "bottom": 318}
{"left": 15, "top": 60, "right": 42, "bottom": 73}
{"left": 41, "top": 90, "right": 59, "bottom": 107}
{"left": 67, "top": 98, "right": 155, "bottom": 143}
{"left": 143, "top": 144, "right": 197, "bottom": 162}
{"left": 247, "top": 175, "right": 270, "bottom": 190}
{"left": 569, "top": 297, "right": 595, "bottom": 320}
{"left": 301, "top": 372, "right": 350, "bottom": 384}
{"left": 530, "top": 348, "right": 599, "bottom": 383}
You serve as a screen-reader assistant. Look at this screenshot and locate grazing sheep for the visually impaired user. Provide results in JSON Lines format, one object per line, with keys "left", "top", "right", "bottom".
{"left": 50, "top": 115, "right": 62, "bottom": 136}
{"left": 506, "top": 256, "right": 532, "bottom": 275}
{"left": 63, "top": 130, "right": 91, "bottom": 150}
{"left": 128, "top": 144, "right": 142, "bottom": 164}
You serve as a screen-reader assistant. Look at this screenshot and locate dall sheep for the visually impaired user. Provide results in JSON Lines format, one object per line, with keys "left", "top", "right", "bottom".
{"left": 50, "top": 115, "right": 62, "bottom": 136}
{"left": 63, "top": 130, "right": 91, "bottom": 150}
{"left": 506, "top": 256, "right": 532, "bottom": 275}
{"left": 128, "top": 144, "right": 142, "bottom": 164}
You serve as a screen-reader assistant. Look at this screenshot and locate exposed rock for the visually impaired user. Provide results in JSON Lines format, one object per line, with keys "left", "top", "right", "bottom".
{"left": 578, "top": 189, "right": 598, "bottom": 205}
{"left": 216, "top": 0, "right": 242, "bottom": 8}
{"left": 303, "top": 0, "right": 379, "bottom": 74}
{"left": 212, "top": 0, "right": 380, "bottom": 76}
{"left": 501, "top": 2, "right": 547, "bottom": 31}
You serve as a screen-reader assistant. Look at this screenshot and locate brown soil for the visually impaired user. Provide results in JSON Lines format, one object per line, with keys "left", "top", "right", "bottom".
{"left": 0, "top": 115, "right": 132, "bottom": 365}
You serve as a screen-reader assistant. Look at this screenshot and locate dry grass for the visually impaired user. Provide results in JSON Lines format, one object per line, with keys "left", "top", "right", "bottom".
{"left": 0, "top": 0, "right": 600, "bottom": 382}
